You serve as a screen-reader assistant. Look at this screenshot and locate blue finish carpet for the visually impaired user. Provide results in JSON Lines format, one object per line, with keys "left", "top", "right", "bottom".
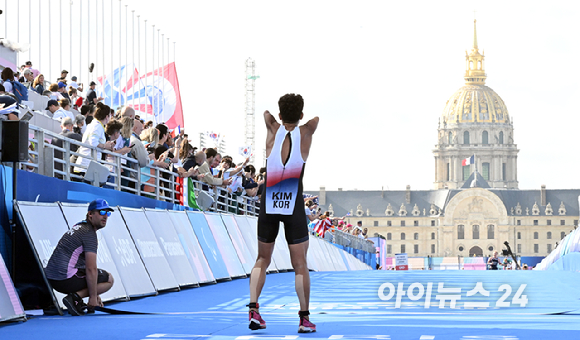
{"left": 1, "top": 270, "right": 579, "bottom": 340}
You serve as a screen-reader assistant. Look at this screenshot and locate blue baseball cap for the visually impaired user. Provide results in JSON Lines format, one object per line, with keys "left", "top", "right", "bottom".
{"left": 58, "top": 81, "right": 66, "bottom": 88}
{"left": 88, "top": 199, "right": 114, "bottom": 212}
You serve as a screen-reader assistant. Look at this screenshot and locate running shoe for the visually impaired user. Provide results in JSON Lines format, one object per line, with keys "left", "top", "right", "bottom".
{"left": 298, "top": 316, "right": 316, "bottom": 333}
{"left": 62, "top": 293, "right": 84, "bottom": 316}
{"left": 249, "top": 310, "right": 266, "bottom": 330}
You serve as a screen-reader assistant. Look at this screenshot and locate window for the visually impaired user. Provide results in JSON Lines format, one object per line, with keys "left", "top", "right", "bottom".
{"left": 387, "top": 245, "right": 392, "bottom": 254}
{"left": 431, "top": 220, "right": 436, "bottom": 226}
{"left": 457, "top": 225, "right": 464, "bottom": 239}
{"left": 448, "top": 132, "right": 452, "bottom": 144}
{"left": 463, "top": 165, "right": 470, "bottom": 181}
{"left": 517, "top": 231, "right": 521, "bottom": 239}
{"left": 547, "top": 232, "right": 552, "bottom": 239}
{"left": 561, "top": 231, "right": 566, "bottom": 239}
{"left": 561, "top": 220, "right": 566, "bottom": 226}
{"left": 482, "top": 162, "right": 490, "bottom": 180}
{"left": 414, "top": 220, "right": 419, "bottom": 226}
{"left": 534, "top": 244, "right": 539, "bottom": 253}
{"left": 517, "top": 220, "right": 521, "bottom": 226}
{"left": 482, "top": 131, "right": 488, "bottom": 144}
{"left": 464, "top": 131, "right": 470, "bottom": 145}
{"left": 387, "top": 221, "right": 392, "bottom": 227}
{"left": 401, "top": 233, "right": 406, "bottom": 240}
{"left": 374, "top": 221, "right": 378, "bottom": 227}
{"left": 414, "top": 233, "right": 419, "bottom": 240}
{"left": 387, "top": 233, "right": 391, "bottom": 240}
{"left": 499, "top": 131, "right": 504, "bottom": 144}
{"left": 472, "top": 225, "right": 480, "bottom": 239}
{"left": 487, "top": 225, "right": 494, "bottom": 239}
{"left": 517, "top": 244, "right": 521, "bottom": 254}
{"left": 401, "top": 245, "right": 406, "bottom": 253}
{"left": 401, "top": 220, "right": 406, "bottom": 227}
{"left": 446, "top": 163, "right": 450, "bottom": 181}
{"left": 575, "top": 220, "right": 578, "bottom": 226}
{"left": 488, "top": 246, "right": 493, "bottom": 252}
{"left": 547, "top": 244, "right": 552, "bottom": 253}
{"left": 533, "top": 220, "right": 538, "bottom": 226}
{"left": 459, "top": 246, "right": 464, "bottom": 251}
{"left": 502, "top": 163, "right": 506, "bottom": 181}
{"left": 431, "top": 244, "right": 435, "bottom": 254}
{"left": 414, "top": 244, "right": 419, "bottom": 254}
{"left": 547, "top": 220, "right": 551, "bottom": 226}
{"left": 534, "top": 232, "right": 538, "bottom": 239}
{"left": 431, "top": 232, "right": 435, "bottom": 240}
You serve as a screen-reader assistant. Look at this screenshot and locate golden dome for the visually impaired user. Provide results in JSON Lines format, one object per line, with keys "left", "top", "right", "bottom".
{"left": 441, "top": 20, "right": 510, "bottom": 125}
{"left": 442, "top": 85, "right": 510, "bottom": 124}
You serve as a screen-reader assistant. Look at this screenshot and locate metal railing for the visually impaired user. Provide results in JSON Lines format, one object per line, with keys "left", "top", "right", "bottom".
{"left": 22, "top": 124, "right": 260, "bottom": 216}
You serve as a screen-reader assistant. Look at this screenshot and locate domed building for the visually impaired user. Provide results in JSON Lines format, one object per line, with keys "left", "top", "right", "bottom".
{"left": 433, "top": 20, "right": 519, "bottom": 189}
{"left": 305, "top": 20, "right": 579, "bottom": 262}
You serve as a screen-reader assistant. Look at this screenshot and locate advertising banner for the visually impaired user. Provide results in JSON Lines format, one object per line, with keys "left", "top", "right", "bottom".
{"left": 395, "top": 253, "right": 409, "bottom": 271}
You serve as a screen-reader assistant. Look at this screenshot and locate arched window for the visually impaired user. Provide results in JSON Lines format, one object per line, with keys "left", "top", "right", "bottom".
{"left": 401, "top": 233, "right": 406, "bottom": 240}
{"left": 464, "top": 131, "right": 470, "bottom": 145}
{"left": 448, "top": 132, "right": 453, "bottom": 144}
{"left": 472, "top": 225, "right": 480, "bottom": 239}
{"left": 457, "top": 225, "right": 465, "bottom": 239}
{"left": 482, "top": 131, "right": 488, "bottom": 144}
{"left": 499, "top": 131, "right": 504, "bottom": 144}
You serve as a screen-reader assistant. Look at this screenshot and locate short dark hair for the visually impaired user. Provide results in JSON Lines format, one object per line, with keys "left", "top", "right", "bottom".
{"left": 245, "top": 164, "right": 256, "bottom": 175}
{"left": 205, "top": 148, "right": 217, "bottom": 160}
{"left": 105, "top": 119, "right": 123, "bottom": 136}
{"left": 155, "top": 124, "right": 169, "bottom": 139}
{"left": 278, "top": 93, "right": 303, "bottom": 123}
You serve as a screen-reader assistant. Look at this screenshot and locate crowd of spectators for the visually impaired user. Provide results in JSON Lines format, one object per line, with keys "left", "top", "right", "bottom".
{"left": 0, "top": 62, "right": 265, "bottom": 214}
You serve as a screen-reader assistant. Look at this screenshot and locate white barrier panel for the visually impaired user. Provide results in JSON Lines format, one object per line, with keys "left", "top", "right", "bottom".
{"left": 119, "top": 208, "right": 179, "bottom": 291}
{"left": 244, "top": 216, "right": 280, "bottom": 273}
{"left": 309, "top": 237, "right": 334, "bottom": 272}
{"left": 186, "top": 211, "right": 231, "bottom": 280}
{"left": 16, "top": 202, "right": 79, "bottom": 310}
{"left": 168, "top": 211, "right": 216, "bottom": 284}
{"left": 234, "top": 215, "right": 279, "bottom": 273}
{"left": 203, "top": 213, "right": 246, "bottom": 278}
{"left": 220, "top": 214, "right": 254, "bottom": 275}
{"left": 58, "top": 204, "right": 128, "bottom": 301}
{"left": 0, "top": 252, "right": 25, "bottom": 322}
{"left": 306, "top": 236, "right": 321, "bottom": 271}
{"left": 144, "top": 209, "right": 199, "bottom": 287}
{"left": 273, "top": 222, "right": 293, "bottom": 271}
{"left": 326, "top": 242, "right": 348, "bottom": 271}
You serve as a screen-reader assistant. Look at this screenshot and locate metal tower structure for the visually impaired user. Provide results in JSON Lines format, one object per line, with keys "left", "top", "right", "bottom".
{"left": 245, "top": 58, "right": 259, "bottom": 164}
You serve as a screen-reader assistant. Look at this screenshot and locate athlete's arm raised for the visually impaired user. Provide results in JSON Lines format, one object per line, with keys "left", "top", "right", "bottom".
{"left": 264, "top": 110, "right": 280, "bottom": 158}
{"left": 300, "top": 116, "right": 319, "bottom": 161}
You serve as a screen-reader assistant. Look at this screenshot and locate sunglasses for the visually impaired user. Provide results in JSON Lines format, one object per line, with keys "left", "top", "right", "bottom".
{"left": 98, "top": 210, "right": 112, "bottom": 217}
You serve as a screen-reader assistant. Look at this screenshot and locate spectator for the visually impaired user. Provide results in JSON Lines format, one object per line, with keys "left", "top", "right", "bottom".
{"left": 49, "top": 83, "right": 64, "bottom": 100}
{"left": 155, "top": 123, "right": 170, "bottom": 147}
{"left": 242, "top": 164, "right": 259, "bottom": 197}
{"left": 103, "top": 119, "right": 132, "bottom": 187}
{"left": 1, "top": 68, "right": 17, "bottom": 96}
{"left": 52, "top": 99, "right": 75, "bottom": 122}
{"left": 0, "top": 84, "right": 19, "bottom": 121}
{"left": 141, "top": 144, "right": 170, "bottom": 195}
{"left": 73, "top": 114, "right": 86, "bottom": 135}
{"left": 58, "top": 69, "right": 69, "bottom": 83}
{"left": 69, "top": 87, "right": 83, "bottom": 109}
{"left": 22, "top": 68, "right": 35, "bottom": 89}
{"left": 80, "top": 104, "right": 95, "bottom": 125}
{"left": 74, "top": 102, "right": 116, "bottom": 177}
{"left": 69, "top": 76, "right": 83, "bottom": 92}
{"left": 52, "top": 117, "right": 82, "bottom": 178}
{"left": 178, "top": 142, "right": 200, "bottom": 178}
{"left": 305, "top": 200, "right": 320, "bottom": 223}
{"left": 58, "top": 82, "right": 71, "bottom": 100}
{"left": 197, "top": 148, "right": 232, "bottom": 187}
{"left": 85, "top": 81, "right": 103, "bottom": 105}
{"left": 24, "top": 61, "right": 40, "bottom": 79}
{"left": 33, "top": 74, "right": 46, "bottom": 95}
{"left": 127, "top": 119, "right": 149, "bottom": 190}
{"left": 140, "top": 125, "right": 159, "bottom": 149}
{"left": 144, "top": 120, "right": 153, "bottom": 129}
{"left": 45, "top": 99, "right": 60, "bottom": 118}
{"left": 120, "top": 106, "right": 135, "bottom": 119}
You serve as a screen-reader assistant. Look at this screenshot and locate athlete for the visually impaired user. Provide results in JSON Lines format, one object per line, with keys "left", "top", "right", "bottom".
{"left": 248, "top": 93, "right": 319, "bottom": 333}
{"left": 45, "top": 199, "right": 115, "bottom": 315}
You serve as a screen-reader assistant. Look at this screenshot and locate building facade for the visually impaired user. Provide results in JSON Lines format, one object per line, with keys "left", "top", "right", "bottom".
{"left": 306, "top": 21, "right": 579, "bottom": 259}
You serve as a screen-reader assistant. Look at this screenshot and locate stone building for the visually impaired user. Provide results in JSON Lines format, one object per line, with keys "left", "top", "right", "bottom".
{"left": 305, "top": 21, "right": 579, "bottom": 258}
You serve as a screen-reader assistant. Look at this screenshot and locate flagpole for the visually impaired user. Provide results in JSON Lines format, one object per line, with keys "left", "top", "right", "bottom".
{"left": 69, "top": 0, "right": 72, "bottom": 78}
{"left": 29, "top": 0, "right": 32, "bottom": 63}
{"left": 102, "top": 0, "right": 105, "bottom": 101}
{"left": 49, "top": 0, "right": 52, "bottom": 80}
{"left": 110, "top": 0, "right": 114, "bottom": 109}
{"left": 60, "top": 0, "right": 63, "bottom": 74}
{"left": 162, "top": 32, "right": 165, "bottom": 118}
{"left": 151, "top": 24, "right": 155, "bottom": 124}
{"left": 39, "top": 0, "right": 42, "bottom": 73}
{"left": 125, "top": 4, "right": 128, "bottom": 107}
{"left": 144, "top": 19, "right": 148, "bottom": 121}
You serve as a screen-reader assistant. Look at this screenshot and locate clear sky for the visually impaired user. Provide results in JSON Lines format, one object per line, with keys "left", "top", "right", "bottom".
{"left": 9, "top": 0, "right": 580, "bottom": 192}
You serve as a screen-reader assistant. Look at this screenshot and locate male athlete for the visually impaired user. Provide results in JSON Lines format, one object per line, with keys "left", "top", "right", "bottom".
{"left": 45, "top": 199, "right": 115, "bottom": 315}
{"left": 248, "top": 93, "right": 319, "bottom": 333}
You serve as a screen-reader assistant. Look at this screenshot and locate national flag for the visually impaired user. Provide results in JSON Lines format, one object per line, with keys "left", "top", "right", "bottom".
{"left": 239, "top": 146, "right": 252, "bottom": 158}
{"left": 313, "top": 218, "right": 332, "bottom": 238}
{"left": 462, "top": 155, "right": 475, "bottom": 166}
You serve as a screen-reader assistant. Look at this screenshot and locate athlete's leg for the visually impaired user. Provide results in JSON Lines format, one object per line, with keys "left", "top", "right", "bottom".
{"left": 249, "top": 241, "right": 276, "bottom": 307}
{"left": 77, "top": 271, "right": 114, "bottom": 298}
{"left": 288, "top": 240, "right": 310, "bottom": 314}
